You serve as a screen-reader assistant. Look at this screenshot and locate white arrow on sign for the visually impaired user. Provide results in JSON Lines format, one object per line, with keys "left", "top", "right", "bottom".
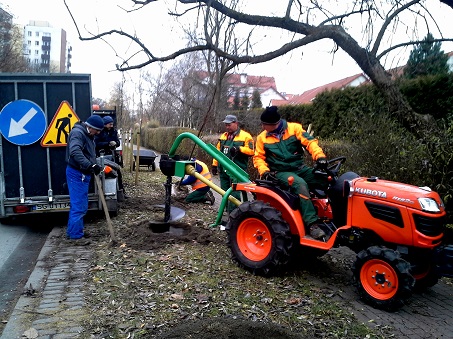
{"left": 8, "top": 107, "right": 38, "bottom": 138}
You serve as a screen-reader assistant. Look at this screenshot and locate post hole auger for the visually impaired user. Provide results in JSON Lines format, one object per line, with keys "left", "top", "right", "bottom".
{"left": 159, "top": 132, "right": 251, "bottom": 226}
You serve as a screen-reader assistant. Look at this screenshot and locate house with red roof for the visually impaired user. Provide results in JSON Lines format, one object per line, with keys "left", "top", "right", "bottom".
{"left": 271, "top": 51, "right": 452, "bottom": 106}
{"left": 193, "top": 71, "right": 287, "bottom": 108}
{"left": 225, "top": 73, "right": 286, "bottom": 107}
{"left": 271, "top": 73, "right": 369, "bottom": 106}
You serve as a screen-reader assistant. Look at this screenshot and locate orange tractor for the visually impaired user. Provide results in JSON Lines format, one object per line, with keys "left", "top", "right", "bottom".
{"left": 163, "top": 133, "right": 452, "bottom": 311}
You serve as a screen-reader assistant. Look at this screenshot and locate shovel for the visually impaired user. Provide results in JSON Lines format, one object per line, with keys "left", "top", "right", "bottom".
{"left": 94, "top": 167, "right": 118, "bottom": 245}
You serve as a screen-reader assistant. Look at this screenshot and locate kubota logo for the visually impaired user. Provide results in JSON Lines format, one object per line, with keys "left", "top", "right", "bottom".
{"left": 354, "top": 187, "right": 387, "bottom": 198}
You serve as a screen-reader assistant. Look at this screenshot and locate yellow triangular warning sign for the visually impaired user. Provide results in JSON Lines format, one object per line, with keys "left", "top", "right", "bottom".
{"left": 41, "top": 101, "right": 81, "bottom": 147}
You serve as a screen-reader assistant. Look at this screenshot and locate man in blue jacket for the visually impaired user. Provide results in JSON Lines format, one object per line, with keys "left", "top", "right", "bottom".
{"left": 94, "top": 116, "right": 120, "bottom": 157}
{"left": 95, "top": 116, "right": 126, "bottom": 195}
{"left": 66, "top": 115, "right": 104, "bottom": 245}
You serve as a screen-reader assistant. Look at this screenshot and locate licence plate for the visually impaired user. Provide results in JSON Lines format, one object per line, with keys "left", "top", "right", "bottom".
{"left": 33, "top": 202, "right": 70, "bottom": 211}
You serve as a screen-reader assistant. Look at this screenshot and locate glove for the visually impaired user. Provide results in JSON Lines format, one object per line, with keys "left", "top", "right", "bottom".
{"left": 229, "top": 146, "right": 239, "bottom": 158}
{"left": 316, "top": 157, "right": 328, "bottom": 171}
{"left": 109, "top": 141, "right": 117, "bottom": 146}
{"left": 261, "top": 171, "right": 277, "bottom": 181}
{"left": 211, "top": 166, "right": 218, "bottom": 175}
{"left": 91, "top": 164, "right": 102, "bottom": 175}
{"left": 174, "top": 180, "right": 184, "bottom": 190}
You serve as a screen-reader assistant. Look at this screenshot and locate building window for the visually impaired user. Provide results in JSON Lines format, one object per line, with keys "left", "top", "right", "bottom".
{"left": 28, "top": 31, "right": 32, "bottom": 37}
{"left": 35, "top": 31, "right": 39, "bottom": 37}
{"left": 27, "top": 40, "right": 31, "bottom": 45}
{"left": 35, "top": 41, "right": 39, "bottom": 46}
{"left": 34, "top": 59, "right": 39, "bottom": 64}
{"left": 35, "top": 50, "right": 39, "bottom": 55}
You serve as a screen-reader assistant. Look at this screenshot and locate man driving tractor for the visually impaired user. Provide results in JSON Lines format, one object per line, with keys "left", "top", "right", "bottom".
{"left": 253, "top": 106, "right": 329, "bottom": 240}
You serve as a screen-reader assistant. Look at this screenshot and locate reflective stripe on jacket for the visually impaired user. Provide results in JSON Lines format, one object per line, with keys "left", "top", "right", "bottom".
{"left": 192, "top": 160, "right": 212, "bottom": 190}
{"left": 253, "top": 120, "right": 326, "bottom": 175}
{"left": 212, "top": 128, "right": 254, "bottom": 171}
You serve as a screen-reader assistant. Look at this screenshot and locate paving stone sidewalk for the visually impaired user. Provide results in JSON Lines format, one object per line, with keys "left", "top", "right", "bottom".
{"left": 1, "top": 227, "right": 92, "bottom": 339}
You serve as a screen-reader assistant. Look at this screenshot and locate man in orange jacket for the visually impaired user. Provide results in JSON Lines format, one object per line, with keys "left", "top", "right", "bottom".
{"left": 254, "top": 106, "right": 328, "bottom": 240}
{"left": 212, "top": 114, "right": 254, "bottom": 212}
{"left": 179, "top": 159, "right": 215, "bottom": 205}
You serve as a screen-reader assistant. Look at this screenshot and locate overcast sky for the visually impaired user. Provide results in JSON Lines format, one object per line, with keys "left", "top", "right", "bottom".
{"left": 2, "top": 0, "right": 452, "bottom": 100}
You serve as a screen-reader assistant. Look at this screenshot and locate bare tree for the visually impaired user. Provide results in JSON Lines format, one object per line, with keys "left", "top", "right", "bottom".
{"left": 108, "top": 78, "right": 134, "bottom": 130}
{"left": 65, "top": 0, "right": 453, "bottom": 137}
{"left": 144, "top": 60, "right": 193, "bottom": 127}
{"left": 0, "top": 17, "right": 30, "bottom": 72}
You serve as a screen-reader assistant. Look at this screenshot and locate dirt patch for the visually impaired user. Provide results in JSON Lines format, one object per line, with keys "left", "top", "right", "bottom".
{"left": 107, "top": 196, "right": 223, "bottom": 251}
{"left": 155, "top": 317, "right": 304, "bottom": 339}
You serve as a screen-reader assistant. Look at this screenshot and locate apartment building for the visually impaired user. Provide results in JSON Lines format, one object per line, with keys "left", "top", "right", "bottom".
{"left": 23, "top": 20, "right": 72, "bottom": 73}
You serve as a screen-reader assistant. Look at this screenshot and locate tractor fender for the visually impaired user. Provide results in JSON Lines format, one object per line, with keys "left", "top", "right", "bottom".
{"left": 235, "top": 182, "right": 305, "bottom": 237}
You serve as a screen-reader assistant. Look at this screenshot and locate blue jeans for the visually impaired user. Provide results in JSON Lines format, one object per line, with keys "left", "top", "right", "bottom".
{"left": 66, "top": 166, "right": 91, "bottom": 239}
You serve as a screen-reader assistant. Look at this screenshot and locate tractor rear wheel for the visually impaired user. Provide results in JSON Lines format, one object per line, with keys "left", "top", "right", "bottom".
{"left": 353, "top": 246, "right": 415, "bottom": 311}
{"left": 227, "top": 200, "right": 292, "bottom": 276}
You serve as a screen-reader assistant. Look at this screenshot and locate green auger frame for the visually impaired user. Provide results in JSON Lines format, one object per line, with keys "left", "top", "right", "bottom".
{"left": 161, "top": 132, "right": 252, "bottom": 226}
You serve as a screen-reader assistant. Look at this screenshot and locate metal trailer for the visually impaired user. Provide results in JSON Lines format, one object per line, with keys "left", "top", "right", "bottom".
{"left": 0, "top": 73, "right": 118, "bottom": 219}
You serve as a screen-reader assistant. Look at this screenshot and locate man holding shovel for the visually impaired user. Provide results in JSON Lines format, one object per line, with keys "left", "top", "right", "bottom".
{"left": 65, "top": 115, "right": 104, "bottom": 245}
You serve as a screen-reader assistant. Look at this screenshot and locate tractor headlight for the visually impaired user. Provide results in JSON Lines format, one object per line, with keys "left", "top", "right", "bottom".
{"left": 418, "top": 198, "right": 441, "bottom": 212}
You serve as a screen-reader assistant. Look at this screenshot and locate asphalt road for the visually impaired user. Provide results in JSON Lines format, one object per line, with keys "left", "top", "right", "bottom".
{"left": 0, "top": 215, "right": 59, "bottom": 328}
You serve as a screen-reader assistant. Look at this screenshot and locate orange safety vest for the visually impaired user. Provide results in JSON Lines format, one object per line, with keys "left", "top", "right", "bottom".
{"left": 192, "top": 160, "right": 212, "bottom": 190}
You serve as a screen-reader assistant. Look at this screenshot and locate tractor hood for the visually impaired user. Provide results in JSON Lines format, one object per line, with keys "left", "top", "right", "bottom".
{"left": 350, "top": 177, "right": 445, "bottom": 213}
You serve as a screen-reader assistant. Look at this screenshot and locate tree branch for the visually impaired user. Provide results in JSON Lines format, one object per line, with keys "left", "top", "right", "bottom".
{"left": 371, "top": 0, "right": 421, "bottom": 56}
{"left": 377, "top": 38, "right": 453, "bottom": 59}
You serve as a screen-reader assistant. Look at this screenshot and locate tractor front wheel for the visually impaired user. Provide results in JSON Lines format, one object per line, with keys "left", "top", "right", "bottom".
{"left": 353, "top": 246, "right": 415, "bottom": 311}
{"left": 227, "top": 201, "right": 292, "bottom": 276}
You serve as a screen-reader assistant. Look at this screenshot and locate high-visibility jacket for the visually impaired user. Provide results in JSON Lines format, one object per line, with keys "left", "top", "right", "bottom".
{"left": 212, "top": 128, "right": 254, "bottom": 172}
{"left": 253, "top": 120, "right": 326, "bottom": 175}
{"left": 191, "top": 160, "right": 212, "bottom": 191}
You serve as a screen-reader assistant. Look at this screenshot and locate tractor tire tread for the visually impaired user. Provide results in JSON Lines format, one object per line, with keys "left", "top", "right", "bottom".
{"left": 227, "top": 200, "right": 292, "bottom": 277}
{"left": 353, "top": 246, "right": 415, "bottom": 311}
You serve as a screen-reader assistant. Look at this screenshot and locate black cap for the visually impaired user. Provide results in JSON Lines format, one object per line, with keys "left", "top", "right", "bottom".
{"left": 260, "top": 106, "right": 281, "bottom": 124}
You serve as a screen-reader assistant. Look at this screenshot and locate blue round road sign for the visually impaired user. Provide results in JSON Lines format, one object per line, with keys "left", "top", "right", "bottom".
{"left": 0, "top": 100, "right": 47, "bottom": 146}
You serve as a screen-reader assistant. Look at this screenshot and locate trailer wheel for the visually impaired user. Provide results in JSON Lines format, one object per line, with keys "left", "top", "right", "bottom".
{"left": 151, "top": 162, "right": 156, "bottom": 171}
{"left": 227, "top": 200, "right": 292, "bottom": 276}
{"left": 353, "top": 246, "right": 415, "bottom": 311}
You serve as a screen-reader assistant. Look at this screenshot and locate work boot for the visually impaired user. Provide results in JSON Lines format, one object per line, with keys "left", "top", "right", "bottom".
{"left": 205, "top": 190, "right": 215, "bottom": 206}
{"left": 309, "top": 223, "right": 326, "bottom": 240}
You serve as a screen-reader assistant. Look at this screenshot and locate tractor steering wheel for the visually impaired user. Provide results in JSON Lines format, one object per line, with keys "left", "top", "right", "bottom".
{"left": 326, "top": 156, "right": 346, "bottom": 176}
{"left": 313, "top": 156, "right": 346, "bottom": 179}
